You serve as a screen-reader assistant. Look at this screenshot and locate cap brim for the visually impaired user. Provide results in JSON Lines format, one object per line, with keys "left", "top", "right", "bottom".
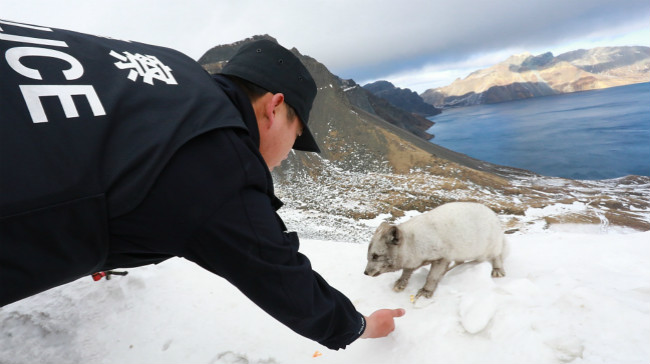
{"left": 292, "top": 126, "right": 320, "bottom": 153}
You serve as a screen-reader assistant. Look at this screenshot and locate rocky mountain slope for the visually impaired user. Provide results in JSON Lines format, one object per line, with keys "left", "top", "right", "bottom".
{"left": 363, "top": 80, "right": 441, "bottom": 117}
{"left": 198, "top": 39, "right": 650, "bottom": 236}
{"left": 340, "top": 78, "right": 436, "bottom": 139}
{"left": 421, "top": 46, "right": 650, "bottom": 108}
{"left": 200, "top": 36, "right": 434, "bottom": 140}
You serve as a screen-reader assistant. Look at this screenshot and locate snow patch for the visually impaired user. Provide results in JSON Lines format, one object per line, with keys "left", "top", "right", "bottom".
{"left": 524, "top": 201, "right": 587, "bottom": 218}
{"left": 2, "top": 227, "right": 650, "bottom": 364}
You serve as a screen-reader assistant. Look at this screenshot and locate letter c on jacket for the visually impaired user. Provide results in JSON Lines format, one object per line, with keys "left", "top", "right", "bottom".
{"left": 6, "top": 46, "right": 84, "bottom": 80}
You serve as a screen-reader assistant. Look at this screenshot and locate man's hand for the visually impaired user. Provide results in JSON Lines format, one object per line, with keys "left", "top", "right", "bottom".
{"left": 360, "top": 308, "right": 406, "bottom": 339}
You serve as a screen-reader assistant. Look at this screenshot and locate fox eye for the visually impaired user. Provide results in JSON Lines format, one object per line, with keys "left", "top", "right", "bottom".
{"left": 371, "top": 254, "right": 379, "bottom": 261}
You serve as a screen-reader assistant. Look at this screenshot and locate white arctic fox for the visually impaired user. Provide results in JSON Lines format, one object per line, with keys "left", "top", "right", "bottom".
{"left": 364, "top": 202, "right": 506, "bottom": 299}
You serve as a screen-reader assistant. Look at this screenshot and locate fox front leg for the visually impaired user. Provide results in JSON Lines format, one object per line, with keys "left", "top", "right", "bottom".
{"left": 393, "top": 268, "right": 415, "bottom": 292}
{"left": 415, "top": 259, "right": 450, "bottom": 299}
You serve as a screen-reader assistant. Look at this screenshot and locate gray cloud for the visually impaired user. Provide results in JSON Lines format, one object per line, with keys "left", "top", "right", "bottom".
{"left": 293, "top": 0, "right": 649, "bottom": 80}
{"left": 3, "top": 0, "right": 648, "bottom": 89}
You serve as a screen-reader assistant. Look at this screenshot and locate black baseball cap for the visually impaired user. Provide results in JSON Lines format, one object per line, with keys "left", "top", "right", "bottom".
{"left": 221, "top": 39, "right": 320, "bottom": 153}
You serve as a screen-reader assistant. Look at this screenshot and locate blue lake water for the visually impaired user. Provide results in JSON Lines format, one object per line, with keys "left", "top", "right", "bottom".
{"left": 427, "top": 82, "right": 650, "bottom": 180}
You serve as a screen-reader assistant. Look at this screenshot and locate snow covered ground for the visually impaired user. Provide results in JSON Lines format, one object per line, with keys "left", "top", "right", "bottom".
{"left": 1, "top": 219, "right": 649, "bottom": 364}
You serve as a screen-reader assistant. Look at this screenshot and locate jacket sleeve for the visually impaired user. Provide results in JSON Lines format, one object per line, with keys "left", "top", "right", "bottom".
{"left": 181, "top": 131, "right": 365, "bottom": 350}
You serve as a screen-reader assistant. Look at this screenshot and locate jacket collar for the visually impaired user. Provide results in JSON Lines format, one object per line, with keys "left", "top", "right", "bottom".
{"left": 212, "top": 74, "right": 284, "bottom": 211}
{"left": 212, "top": 74, "right": 260, "bottom": 148}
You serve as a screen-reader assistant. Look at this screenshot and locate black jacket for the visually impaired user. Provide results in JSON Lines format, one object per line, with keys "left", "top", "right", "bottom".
{"left": 0, "top": 20, "right": 364, "bottom": 349}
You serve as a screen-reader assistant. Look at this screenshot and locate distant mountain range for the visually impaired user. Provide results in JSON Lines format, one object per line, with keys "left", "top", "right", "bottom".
{"left": 197, "top": 37, "right": 650, "bottom": 231}
{"left": 420, "top": 46, "right": 650, "bottom": 108}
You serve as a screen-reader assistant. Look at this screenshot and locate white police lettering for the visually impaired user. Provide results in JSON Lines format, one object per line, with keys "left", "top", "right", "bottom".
{"left": 110, "top": 50, "right": 177, "bottom": 85}
{"left": 6, "top": 47, "right": 84, "bottom": 80}
{"left": 1, "top": 20, "right": 106, "bottom": 123}
{"left": 20, "top": 85, "right": 106, "bottom": 123}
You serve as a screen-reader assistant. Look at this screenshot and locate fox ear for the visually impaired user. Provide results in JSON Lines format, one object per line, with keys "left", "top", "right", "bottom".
{"left": 387, "top": 226, "right": 401, "bottom": 245}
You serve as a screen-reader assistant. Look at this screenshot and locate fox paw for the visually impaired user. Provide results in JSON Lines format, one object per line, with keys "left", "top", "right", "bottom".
{"left": 491, "top": 268, "right": 506, "bottom": 278}
{"left": 415, "top": 288, "right": 434, "bottom": 299}
{"left": 393, "top": 280, "right": 408, "bottom": 292}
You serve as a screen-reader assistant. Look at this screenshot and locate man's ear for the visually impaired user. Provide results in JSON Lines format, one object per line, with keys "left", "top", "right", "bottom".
{"left": 265, "top": 93, "right": 285, "bottom": 126}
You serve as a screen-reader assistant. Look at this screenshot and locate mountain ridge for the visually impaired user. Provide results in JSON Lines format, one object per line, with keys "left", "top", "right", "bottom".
{"left": 199, "top": 37, "right": 438, "bottom": 142}
{"left": 362, "top": 80, "right": 441, "bottom": 117}
{"left": 421, "top": 46, "right": 650, "bottom": 108}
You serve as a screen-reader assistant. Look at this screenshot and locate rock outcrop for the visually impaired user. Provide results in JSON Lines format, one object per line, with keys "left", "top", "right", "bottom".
{"left": 362, "top": 80, "right": 441, "bottom": 117}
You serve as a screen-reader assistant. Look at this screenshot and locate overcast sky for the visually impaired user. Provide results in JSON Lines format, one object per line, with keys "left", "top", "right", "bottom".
{"left": 3, "top": 0, "right": 648, "bottom": 93}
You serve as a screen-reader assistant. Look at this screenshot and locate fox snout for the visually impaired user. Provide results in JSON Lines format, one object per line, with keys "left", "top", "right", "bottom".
{"left": 364, "top": 269, "right": 381, "bottom": 277}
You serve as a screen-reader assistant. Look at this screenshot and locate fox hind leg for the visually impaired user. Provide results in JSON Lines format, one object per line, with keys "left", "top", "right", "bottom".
{"left": 491, "top": 255, "right": 505, "bottom": 277}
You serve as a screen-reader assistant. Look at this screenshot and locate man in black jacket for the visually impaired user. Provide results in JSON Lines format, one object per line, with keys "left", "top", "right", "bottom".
{"left": 0, "top": 20, "right": 404, "bottom": 350}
